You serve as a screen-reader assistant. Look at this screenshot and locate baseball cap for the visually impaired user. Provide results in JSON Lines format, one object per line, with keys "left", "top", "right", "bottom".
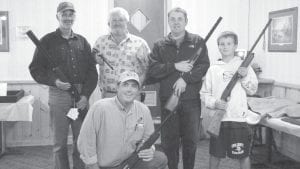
{"left": 57, "top": 2, "right": 75, "bottom": 13}
{"left": 118, "top": 71, "right": 141, "bottom": 86}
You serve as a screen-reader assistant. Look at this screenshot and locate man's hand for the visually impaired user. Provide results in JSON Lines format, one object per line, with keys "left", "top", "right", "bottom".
{"left": 76, "top": 96, "right": 88, "bottom": 110}
{"left": 215, "top": 99, "right": 228, "bottom": 110}
{"left": 138, "top": 147, "right": 154, "bottom": 162}
{"left": 175, "top": 60, "right": 193, "bottom": 72}
{"left": 55, "top": 79, "right": 71, "bottom": 91}
{"left": 173, "top": 77, "right": 187, "bottom": 96}
{"left": 237, "top": 67, "right": 248, "bottom": 78}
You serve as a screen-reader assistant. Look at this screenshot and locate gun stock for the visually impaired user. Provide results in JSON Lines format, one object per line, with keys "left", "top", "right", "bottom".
{"left": 207, "top": 19, "right": 272, "bottom": 137}
{"left": 26, "top": 30, "right": 88, "bottom": 119}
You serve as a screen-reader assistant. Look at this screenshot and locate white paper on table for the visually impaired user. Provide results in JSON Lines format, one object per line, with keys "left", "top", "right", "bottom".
{"left": 67, "top": 108, "right": 79, "bottom": 120}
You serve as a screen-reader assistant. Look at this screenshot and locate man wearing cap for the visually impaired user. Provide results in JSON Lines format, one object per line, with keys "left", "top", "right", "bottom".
{"left": 78, "top": 71, "right": 167, "bottom": 169}
{"left": 29, "top": 2, "right": 97, "bottom": 169}
{"left": 92, "top": 7, "right": 150, "bottom": 99}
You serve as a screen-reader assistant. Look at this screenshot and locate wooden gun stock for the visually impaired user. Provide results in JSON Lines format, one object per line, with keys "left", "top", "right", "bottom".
{"left": 207, "top": 19, "right": 272, "bottom": 137}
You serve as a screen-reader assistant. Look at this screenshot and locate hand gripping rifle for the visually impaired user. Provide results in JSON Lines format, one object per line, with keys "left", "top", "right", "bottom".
{"left": 92, "top": 48, "right": 114, "bottom": 70}
{"left": 206, "top": 19, "right": 272, "bottom": 137}
{"left": 164, "top": 17, "right": 223, "bottom": 111}
{"left": 118, "top": 113, "right": 169, "bottom": 169}
{"left": 26, "top": 30, "right": 88, "bottom": 119}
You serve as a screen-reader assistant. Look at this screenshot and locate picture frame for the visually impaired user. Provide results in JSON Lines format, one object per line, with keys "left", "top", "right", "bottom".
{"left": 0, "top": 11, "right": 9, "bottom": 52}
{"left": 268, "top": 7, "right": 298, "bottom": 52}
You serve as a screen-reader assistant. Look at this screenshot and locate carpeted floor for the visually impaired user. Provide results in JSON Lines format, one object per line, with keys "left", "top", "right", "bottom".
{"left": 0, "top": 139, "right": 299, "bottom": 169}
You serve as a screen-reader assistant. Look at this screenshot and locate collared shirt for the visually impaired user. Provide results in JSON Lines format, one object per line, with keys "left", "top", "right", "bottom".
{"left": 93, "top": 33, "right": 150, "bottom": 93}
{"left": 200, "top": 57, "right": 258, "bottom": 122}
{"left": 77, "top": 97, "right": 154, "bottom": 167}
{"left": 29, "top": 29, "right": 98, "bottom": 97}
{"left": 148, "top": 31, "right": 210, "bottom": 100}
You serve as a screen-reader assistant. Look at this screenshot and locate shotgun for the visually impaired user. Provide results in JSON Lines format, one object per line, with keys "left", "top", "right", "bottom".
{"left": 164, "top": 17, "right": 223, "bottom": 111}
{"left": 206, "top": 19, "right": 272, "bottom": 137}
{"left": 118, "top": 109, "right": 175, "bottom": 169}
{"left": 92, "top": 48, "right": 114, "bottom": 70}
{"left": 26, "top": 30, "right": 88, "bottom": 119}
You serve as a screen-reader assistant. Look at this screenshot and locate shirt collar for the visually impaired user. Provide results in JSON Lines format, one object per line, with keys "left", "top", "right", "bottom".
{"left": 55, "top": 28, "right": 78, "bottom": 39}
{"left": 108, "top": 32, "right": 132, "bottom": 44}
{"left": 165, "top": 30, "right": 193, "bottom": 45}
{"left": 114, "top": 96, "right": 134, "bottom": 114}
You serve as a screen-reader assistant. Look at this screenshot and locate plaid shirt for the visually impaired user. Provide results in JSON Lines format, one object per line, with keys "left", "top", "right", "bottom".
{"left": 93, "top": 33, "right": 150, "bottom": 92}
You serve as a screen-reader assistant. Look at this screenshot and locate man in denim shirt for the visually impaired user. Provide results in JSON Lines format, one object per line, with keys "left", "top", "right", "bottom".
{"left": 29, "top": 2, "right": 97, "bottom": 169}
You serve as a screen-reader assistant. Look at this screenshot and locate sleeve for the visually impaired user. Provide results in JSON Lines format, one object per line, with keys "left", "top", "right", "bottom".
{"left": 135, "top": 40, "right": 150, "bottom": 85}
{"left": 142, "top": 106, "right": 155, "bottom": 140}
{"left": 147, "top": 42, "right": 177, "bottom": 80}
{"left": 240, "top": 67, "right": 258, "bottom": 96}
{"left": 77, "top": 103, "right": 101, "bottom": 165}
{"left": 200, "top": 68, "right": 217, "bottom": 109}
{"left": 81, "top": 38, "right": 98, "bottom": 98}
{"left": 28, "top": 36, "right": 58, "bottom": 86}
{"left": 182, "top": 37, "right": 210, "bottom": 84}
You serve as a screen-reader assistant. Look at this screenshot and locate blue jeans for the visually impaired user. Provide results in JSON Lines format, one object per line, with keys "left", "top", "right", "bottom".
{"left": 160, "top": 98, "right": 201, "bottom": 169}
{"left": 49, "top": 87, "right": 85, "bottom": 169}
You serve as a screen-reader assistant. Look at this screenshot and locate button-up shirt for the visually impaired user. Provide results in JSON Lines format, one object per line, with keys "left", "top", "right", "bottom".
{"left": 77, "top": 97, "right": 154, "bottom": 167}
{"left": 93, "top": 33, "right": 150, "bottom": 93}
{"left": 29, "top": 29, "right": 98, "bottom": 98}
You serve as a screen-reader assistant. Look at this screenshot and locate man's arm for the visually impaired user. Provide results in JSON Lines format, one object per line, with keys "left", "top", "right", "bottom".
{"left": 182, "top": 38, "right": 210, "bottom": 84}
{"left": 77, "top": 103, "right": 100, "bottom": 166}
{"left": 81, "top": 39, "right": 98, "bottom": 99}
{"left": 147, "top": 42, "right": 177, "bottom": 80}
{"left": 28, "top": 36, "right": 58, "bottom": 86}
{"left": 136, "top": 39, "right": 150, "bottom": 85}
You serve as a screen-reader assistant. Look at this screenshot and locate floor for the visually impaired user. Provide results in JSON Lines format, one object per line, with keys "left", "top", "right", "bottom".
{"left": 0, "top": 139, "right": 299, "bottom": 169}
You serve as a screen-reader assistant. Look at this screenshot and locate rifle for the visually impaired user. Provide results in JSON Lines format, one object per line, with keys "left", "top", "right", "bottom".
{"left": 206, "top": 19, "right": 272, "bottom": 137}
{"left": 164, "top": 17, "right": 223, "bottom": 111}
{"left": 118, "top": 109, "right": 174, "bottom": 169}
{"left": 92, "top": 48, "right": 114, "bottom": 70}
{"left": 26, "top": 30, "right": 88, "bottom": 119}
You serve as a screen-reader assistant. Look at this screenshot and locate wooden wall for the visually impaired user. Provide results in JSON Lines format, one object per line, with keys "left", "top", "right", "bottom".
{"left": 5, "top": 81, "right": 52, "bottom": 147}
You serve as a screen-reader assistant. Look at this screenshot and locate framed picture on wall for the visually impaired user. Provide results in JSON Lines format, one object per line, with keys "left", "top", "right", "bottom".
{"left": 0, "top": 11, "right": 9, "bottom": 52}
{"left": 268, "top": 7, "right": 298, "bottom": 52}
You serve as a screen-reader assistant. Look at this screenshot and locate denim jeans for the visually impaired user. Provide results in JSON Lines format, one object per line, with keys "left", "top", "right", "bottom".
{"left": 49, "top": 87, "right": 85, "bottom": 169}
{"left": 160, "top": 98, "right": 201, "bottom": 169}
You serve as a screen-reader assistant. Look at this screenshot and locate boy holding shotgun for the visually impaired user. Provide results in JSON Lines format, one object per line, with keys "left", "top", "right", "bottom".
{"left": 200, "top": 31, "right": 258, "bottom": 169}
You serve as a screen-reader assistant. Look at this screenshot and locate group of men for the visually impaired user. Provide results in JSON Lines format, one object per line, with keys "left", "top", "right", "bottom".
{"left": 29, "top": 1, "right": 258, "bottom": 169}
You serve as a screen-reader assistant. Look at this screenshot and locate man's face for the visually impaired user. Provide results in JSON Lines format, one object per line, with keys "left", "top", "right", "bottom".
{"left": 168, "top": 11, "right": 187, "bottom": 35}
{"left": 57, "top": 10, "right": 75, "bottom": 30}
{"left": 218, "top": 37, "right": 237, "bottom": 57}
{"left": 108, "top": 13, "right": 128, "bottom": 36}
{"left": 117, "top": 80, "right": 139, "bottom": 105}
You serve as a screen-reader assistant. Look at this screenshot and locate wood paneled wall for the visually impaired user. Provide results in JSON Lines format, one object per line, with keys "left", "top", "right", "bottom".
{"left": 6, "top": 81, "right": 52, "bottom": 147}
